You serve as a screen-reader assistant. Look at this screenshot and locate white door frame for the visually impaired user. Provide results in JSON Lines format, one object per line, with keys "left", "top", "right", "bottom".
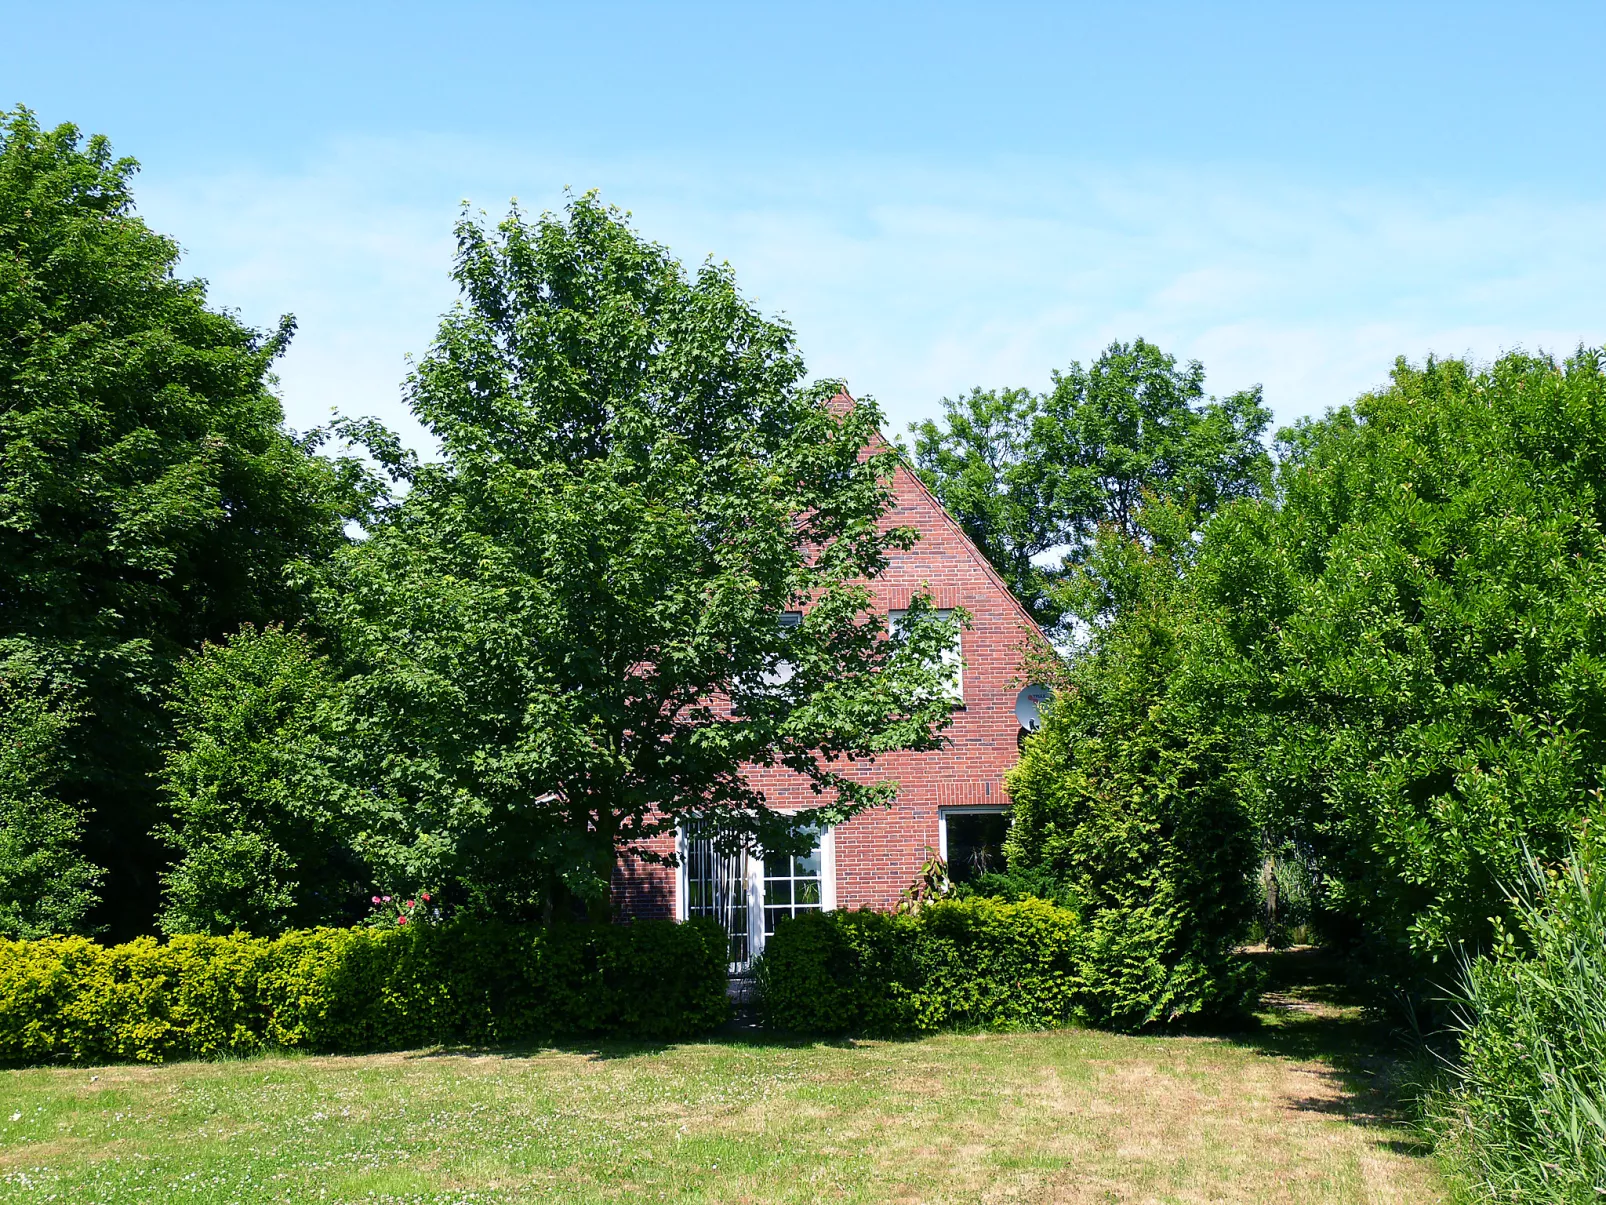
{"left": 675, "top": 817, "right": 836, "bottom": 963}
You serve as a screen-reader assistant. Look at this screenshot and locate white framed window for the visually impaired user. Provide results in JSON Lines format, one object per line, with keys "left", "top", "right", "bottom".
{"left": 763, "top": 841, "right": 823, "bottom": 937}
{"left": 939, "top": 807, "right": 1010, "bottom": 885}
{"left": 676, "top": 816, "right": 836, "bottom": 972}
{"left": 759, "top": 611, "right": 803, "bottom": 687}
{"left": 889, "top": 607, "right": 963, "bottom": 703}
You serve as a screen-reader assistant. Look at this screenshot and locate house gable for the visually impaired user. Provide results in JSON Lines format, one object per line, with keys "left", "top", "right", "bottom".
{"left": 616, "top": 397, "right": 1055, "bottom": 923}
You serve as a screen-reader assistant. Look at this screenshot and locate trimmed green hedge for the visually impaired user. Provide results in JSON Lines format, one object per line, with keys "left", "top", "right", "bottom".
{"left": 753, "top": 898, "right": 1084, "bottom": 1035}
{"left": 0, "top": 918, "right": 729, "bottom": 1065}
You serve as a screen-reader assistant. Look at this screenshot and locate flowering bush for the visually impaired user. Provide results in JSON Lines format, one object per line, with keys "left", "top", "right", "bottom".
{"left": 364, "top": 892, "right": 439, "bottom": 929}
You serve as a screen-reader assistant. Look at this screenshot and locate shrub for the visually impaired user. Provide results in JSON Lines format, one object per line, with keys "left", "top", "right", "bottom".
{"left": 159, "top": 626, "right": 370, "bottom": 938}
{"left": 0, "top": 918, "right": 728, "bottom": 1065}
{"left": 1431, "top": 838, "right": 1606, "bottom": 1201}
{"left": 1002, "top": 588, "right": 1261, "bottom": 1028}
{"left": 754, "top": 898, "right": 1083, "bottom": 1036}
{"left": 956, "top": 867, "right": 1079, "bottom": 909}
{"left": 752, "top": 908, "right": 911, "bottom": 1035}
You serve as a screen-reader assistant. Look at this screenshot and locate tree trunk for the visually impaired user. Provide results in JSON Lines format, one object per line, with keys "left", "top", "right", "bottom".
{"left": 588, "top": 806, "right": 618, "bottom": 924}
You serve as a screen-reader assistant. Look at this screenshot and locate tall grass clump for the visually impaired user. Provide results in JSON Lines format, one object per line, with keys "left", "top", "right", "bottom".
{"left": 1433, "top": 838, "right": 1606, "bottom": 1200}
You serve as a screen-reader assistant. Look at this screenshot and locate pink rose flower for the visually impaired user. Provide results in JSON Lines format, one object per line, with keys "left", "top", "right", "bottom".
{"left": 372, "top": 896, "right": 381, "bottom": 904}
{"left": 397, "top": 916, "right": 408, "bottom": 925}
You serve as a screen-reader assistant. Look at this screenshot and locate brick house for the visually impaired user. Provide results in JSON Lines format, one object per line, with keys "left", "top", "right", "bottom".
{"left": 617, "top": 405, "right": 1054, "bottom": 969}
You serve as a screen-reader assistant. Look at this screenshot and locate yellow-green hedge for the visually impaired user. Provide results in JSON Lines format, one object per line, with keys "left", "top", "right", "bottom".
{"left": 753, "top": 897, "right": 1084, "bottom": 1035}
{"left": 0, "top": 918, "right": 729, "bottom": 1065}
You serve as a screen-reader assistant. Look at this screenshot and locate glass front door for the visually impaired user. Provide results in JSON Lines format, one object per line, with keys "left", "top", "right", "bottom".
{"left": 682, "top": 821, "right": 829, "bottom": 974}
{"left": 683, "top": 819, "right": 751, "bottom": 971}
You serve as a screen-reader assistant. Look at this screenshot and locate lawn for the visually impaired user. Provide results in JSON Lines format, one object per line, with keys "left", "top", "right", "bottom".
{"left": 0, "top": 952, "right": 1442, "bottom": 1204}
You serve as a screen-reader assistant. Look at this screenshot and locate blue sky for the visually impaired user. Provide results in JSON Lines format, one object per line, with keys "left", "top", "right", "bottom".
{"left": 6, "top": 1, "right": 1604, "bottom": 451}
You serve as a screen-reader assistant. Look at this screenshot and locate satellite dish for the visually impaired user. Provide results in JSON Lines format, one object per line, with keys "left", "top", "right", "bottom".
{"left": 1014, "top": 684, "right": 1052, "bottom": 731}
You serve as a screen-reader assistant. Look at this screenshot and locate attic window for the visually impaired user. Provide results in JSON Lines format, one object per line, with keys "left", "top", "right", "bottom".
{"left": 889, "top": 607, "right": 963, "bottom": 703}
{"left": 760, "top": 611, "right": 803, "bottom": 687}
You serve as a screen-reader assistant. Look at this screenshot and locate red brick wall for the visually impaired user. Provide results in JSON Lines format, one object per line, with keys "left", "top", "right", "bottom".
{"left": 615, "top": 451, "right": 1047, "bottom": 920}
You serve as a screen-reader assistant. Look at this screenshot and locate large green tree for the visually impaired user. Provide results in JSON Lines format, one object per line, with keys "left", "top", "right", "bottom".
{"left": 330, "top": 194, "right": 960, "bottom": 921}
{"left": 1007, "top": 346, "right": 1606, "bottom": 1006}
{"left": 909, "top": 339, "right": 1271, "bottom": 633}
{"left": 164, "top": 194, "right": 961, "bottom": 930}
{"left": 0, "top": 109, "right": 369, "bottom": 935}
{"left": 1200, "top": 349, "right": 1606, "bottom": 981}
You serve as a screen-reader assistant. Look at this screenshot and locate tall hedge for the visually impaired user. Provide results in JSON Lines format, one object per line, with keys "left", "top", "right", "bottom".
{"left": 1207, "top": 350, "right": 1606, "bottom": 984}
{"left": 0, "top": 918, "right": 729, "bottom": 1065}
{"left": 1000, "top": 508, "right": 1262, "bottom": 1029}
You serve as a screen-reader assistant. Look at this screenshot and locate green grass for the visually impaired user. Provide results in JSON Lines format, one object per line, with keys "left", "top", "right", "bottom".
{"left": 0, "top": 951, "right": 1442, "bottom": 1204}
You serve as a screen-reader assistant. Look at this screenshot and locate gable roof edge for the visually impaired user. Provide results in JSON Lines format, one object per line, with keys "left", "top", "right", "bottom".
{"left": 829, "top": 389, "right": 1055, "bottom": 661}
{"left": 890, "top": 445, "right": 1057, "bottom": 658}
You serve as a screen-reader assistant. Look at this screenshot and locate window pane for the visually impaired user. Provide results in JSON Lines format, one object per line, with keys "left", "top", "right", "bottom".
{"left": 764, "top": 851, "right": 791, "bottom": 878}
{"left": 793, "top": 847, "right": 820, "bottom": 876}
{"left": 765, "top": 878, "right": 792, "bottom": 906}
{"left": 889, "top": 608, "right": 961, "bottom": 702}
{"left": 795, "top": 879, "right": 821, "bottom": 906}
{"left": 946, "top": 812, "right": 1010, "bottom": 885}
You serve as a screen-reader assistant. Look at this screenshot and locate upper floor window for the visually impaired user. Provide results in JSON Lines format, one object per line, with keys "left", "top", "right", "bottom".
{"left": 759, "top": 611, "right": 803, "bottom": 687}
{"left": 889, "top": 607, "right": 963, "bottom": 703}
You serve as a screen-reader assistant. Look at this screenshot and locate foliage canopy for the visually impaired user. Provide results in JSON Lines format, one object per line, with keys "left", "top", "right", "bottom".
{"left": 163, "top": 193, "right": 962, "bottom": 930}
{"left": 1004, "top": 346, "right": 1606, "bottom": 1003}
{"left": 908, "top": 339, "right": 1270, "bottom": 634}
{"left": 1211, "top": 350, "right": 1606, "bottom": 975}
{"left": 0, "top": 108, "right": 370, "bottom": 934}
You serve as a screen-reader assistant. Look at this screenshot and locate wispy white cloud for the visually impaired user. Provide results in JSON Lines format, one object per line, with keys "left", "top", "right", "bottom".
{"left": 136, "top": 139, "right": 1606, "bottom": 453}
